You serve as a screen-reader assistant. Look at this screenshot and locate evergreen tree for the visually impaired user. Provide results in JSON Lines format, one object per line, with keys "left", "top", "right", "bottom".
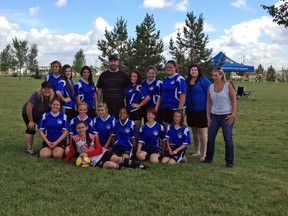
{"left": 97, "top": 17, "right": 129, "bottom": 72}
{"left": 169, "top": 12, "right": 212, "bottom": 77}
{"left": 72, "top": 48, "right": 86, "bottom": 74}
{"left": 26, "top": 44, "right": 39, "bottom": 78}
{"left": 0, "top": 44, "right": 17, "bottom": 75}
{"left": 127, "top": 13, "right": 165, "bottom": 78}
{"left": 261, "top": 0, "right": 288, "bottom": 28}
{"left": 266, "top": 65, "right": 276, "bottom": 82}
{"left": 255, "top": 64, "right": 265, "bottom": 82}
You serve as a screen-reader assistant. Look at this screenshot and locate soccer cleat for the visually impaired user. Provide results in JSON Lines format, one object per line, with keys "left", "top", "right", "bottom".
{"left": 26, "top": 148, "right": 34, "bottom": 155}
{"left": 138, "top": 163, "right": 149, "bottom": 170}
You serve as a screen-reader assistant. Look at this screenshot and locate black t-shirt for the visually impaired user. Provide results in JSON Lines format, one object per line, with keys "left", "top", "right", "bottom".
{"left": 97, "top": 70, "right": 129, "bottom": 108}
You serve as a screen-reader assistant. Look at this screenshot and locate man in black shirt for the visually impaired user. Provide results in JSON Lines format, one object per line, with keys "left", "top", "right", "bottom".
{"left": 97, "top": 54, "right": 130, "bottom": 117}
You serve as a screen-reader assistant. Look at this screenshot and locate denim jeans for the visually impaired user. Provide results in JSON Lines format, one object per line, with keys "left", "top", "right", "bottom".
{"left": 206, "top": 113, "right": 235, "bottom": 165}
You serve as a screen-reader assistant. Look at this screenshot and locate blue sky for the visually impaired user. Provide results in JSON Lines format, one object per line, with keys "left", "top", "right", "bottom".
{"left": 0, "top": 0, "right": 287, "bottom": 70}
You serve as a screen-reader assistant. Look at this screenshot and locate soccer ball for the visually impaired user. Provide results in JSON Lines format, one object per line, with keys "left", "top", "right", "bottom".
{"left": 76, "top": 156, "right": 91, "bottom": 167}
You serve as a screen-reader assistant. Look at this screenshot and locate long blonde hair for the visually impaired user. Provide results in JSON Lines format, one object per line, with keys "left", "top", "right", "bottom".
{"left": 37, "top": 88, "right": 54, "bottom": 102}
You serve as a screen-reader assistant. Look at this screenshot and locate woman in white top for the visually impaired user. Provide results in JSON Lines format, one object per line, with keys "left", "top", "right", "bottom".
{"left": 204, "top": 68, "right": 237, "bottom": 168}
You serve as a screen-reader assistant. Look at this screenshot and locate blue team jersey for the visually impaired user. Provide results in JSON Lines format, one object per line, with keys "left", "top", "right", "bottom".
{"left": 38, "top": 112, "right": 69, "bottom": 142}
{"left": 69, "top": 116, "right": 93, "bottom": 135}
{"left": 161, "top": 73, "right": 187, "bottom": 110}
{"left": 166, "top": 124, "right": 191, "bottom": 148}
{"left": 125, "top": 85, "right": 149, "bottom": 112}
{"left": 45, "top": 74, "right": 62, "bottom": 94}
{"left": 75, "top": 78, "right": 97, "bottom": 109}
{"left": 93, "top": 115, "right": 115, "bottom": 147}
{"left": 57, "top": 80, "right": 76, "bottom": 109}
{"left": 113, "top": 118, "right": 135, "bottom": 147}
{"left": 138, "top": 122, "right": 166, "bottom": 151}
{"left": 142, "top": 78, "right": 161, "bottom": 109}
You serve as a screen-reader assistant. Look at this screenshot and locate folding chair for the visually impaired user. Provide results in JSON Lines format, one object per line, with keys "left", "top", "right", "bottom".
{"left": 236, "top": 86, "right": 251, "bottom": 99}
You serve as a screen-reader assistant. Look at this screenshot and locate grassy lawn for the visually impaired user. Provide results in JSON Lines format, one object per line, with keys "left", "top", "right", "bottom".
{"left": 0, "top": 77, "right": 287, "bottom": 216}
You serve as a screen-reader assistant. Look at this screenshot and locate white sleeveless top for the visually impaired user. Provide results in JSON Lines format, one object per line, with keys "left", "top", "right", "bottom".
{"left": 210, "top": 82, "right": 232, "bottom": 115}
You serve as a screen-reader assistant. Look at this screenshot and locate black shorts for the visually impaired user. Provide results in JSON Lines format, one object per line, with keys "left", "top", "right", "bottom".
{"left": 129, "top": 107, "right": 145, "bottom": 121}
{"left": 95, "top": 151, "right": 114, "bottom": 167}
{"left": 141, "top": 147, "right": 161, "bottom": 160}
{"left": 159, "top": 108, "right": 174, "bottom": 124}
{"left": 22, "top": 113, "right": 37, "bottom": 135}
{"left": 40, "top": 140, "right": 67, "bottom": 150}
{"left": 186, "top": 110, "right": 208, "bottom": 128}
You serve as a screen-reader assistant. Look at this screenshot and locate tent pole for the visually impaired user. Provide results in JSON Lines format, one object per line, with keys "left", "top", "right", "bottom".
{"left": 252, "top": 72, "right": 255, "bottom": 101}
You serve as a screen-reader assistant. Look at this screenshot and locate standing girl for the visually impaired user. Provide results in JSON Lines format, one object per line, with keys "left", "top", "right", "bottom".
{"left": 56, "top": 64, "right": 77, "bottom": 121}
{"left": 93, "top": 103, "right": 115, "bottom": 149}
{"left": 111, "top": 108, "right": 136, "bottom": 159}
{"left": 136, "top": 108, "right": 166, "bottom": 163}
{"left": 204, "top": 68, "right": 237, "bottom": 168}
{"left": 45, "top": 60, "right": 62, "bottom": 94}
{"left": 65, "top": 121, "right": 147, "bottom": 170}
{"left": 142, "top": 66, "right": 162, "bottom": 122}
{"left": 157, "top": 60, "right": 187, "bottom": 129}
{"left": 161, "top": 110, "right": 191, "bottom": 164}
{"left": 38, "top": 98, "right": 69, "bottom": 158}
{"left": 75, "top": 66, "right": 97, "bottom": 119}
{"left": 126, "top": 70, "right": 150, "bottom": 140}
{"left": 185, "top": 64, "right": 211, "bottom": 161}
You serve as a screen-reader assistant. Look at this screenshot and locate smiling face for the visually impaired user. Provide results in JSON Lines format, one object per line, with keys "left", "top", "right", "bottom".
{"left": 119, "top": 108, "right": 128, "bottom": 121}
{"left": 78, "top": 104, "right": 88, "bottom": 117}
{"left": 51, "top": 63, "right": 60, "bottom": 75}
{"left": 65, "top": 67, "right": 72, "bottom": 79}
{"left": 166, "top": 62, "right": 176, "bottom": 76}
{"left": 147, "top": 112, "right": 156, "bottom": 123}
{"left": 109, "top": 59, "right": 119, "bottom": 72}
{"left": 51, "top": 99, "right": 61, "bottom": 113}
{"left": 81, "top": 69, "right": 91, "bottom": 80}
{"left": 76, "top": 122, "right": 87, "bottom": 137}
{"left": 130, "top": 72, "right": 138, "bottom": 84}
{"left": 190, "top": 67, "right": 199, "bottom": 78}
{"left": 147, "top": 69, "right": 156, "bottom": 81}
{"left": 97, "top": 106, "right": 108, "bottom": 118}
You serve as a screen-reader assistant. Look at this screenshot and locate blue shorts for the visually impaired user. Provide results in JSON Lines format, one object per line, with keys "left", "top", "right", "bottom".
{"left": 111, "top": 145, "right": 133, "bottom": 157}
{"left": 163, "top": 146, "right": 186, "bottom": 163}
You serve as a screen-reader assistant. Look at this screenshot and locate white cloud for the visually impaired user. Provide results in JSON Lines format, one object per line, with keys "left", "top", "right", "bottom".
{"left": 29, "top": 7, "right": 40, "bottom": 17}
{"left": 230, "top": 0, "right": 246, "bottom": 8}
{"left": 143, "top": 0, "right": 188, "bottom": 11}
{"left": 55, "top": 0, "right": 67, "bottom": 8}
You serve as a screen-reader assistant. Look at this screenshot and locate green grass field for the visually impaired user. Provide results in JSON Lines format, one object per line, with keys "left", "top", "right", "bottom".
{"left": 0, "top": 77, "right": 287, "bottom": 216}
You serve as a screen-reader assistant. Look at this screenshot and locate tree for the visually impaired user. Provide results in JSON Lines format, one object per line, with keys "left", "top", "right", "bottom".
{"left": 72, "top": 48, "right": 86, "bottom": 74}
{"left": 12, "top": 37, "right": 28, "bottom": 80}
{"left": 266, "top": 65, "right": 276, "bottom": 82}
{"left": 255, "top": 64, "right": 266, "bottom": 82}
{"left": 126, "top": 13, "right": 165, "bottom": 78}
{"left": 0, "top": 44, "right": 17, "bottom": 75}
{"left": 26, "top": 43, "right": 39, "bottom": 78}
{"left": 261, "top": 0, "right": 288, "bottom": 28}
{"left": 97, "top": 17, "right": 129, "bottom": 71}
{"left": 281, "top": 67, "right": 288, "bottom": 82}
{"left": 169, "top": 12, "right": 212, "bottom": 77}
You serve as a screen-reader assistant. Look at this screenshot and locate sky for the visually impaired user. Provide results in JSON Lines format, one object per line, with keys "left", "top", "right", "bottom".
{"left": 0, "top": 0, "right": 287, "bottom": 70}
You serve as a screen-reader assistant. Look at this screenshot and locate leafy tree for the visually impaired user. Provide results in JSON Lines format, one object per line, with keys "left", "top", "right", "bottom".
{"left": 26, "top": 44, "right": 39, "bottom": 78}
{"left": 97, "top": 17, "right": 129, "bottom": 71}
{"left": 169, "top": 12, "right": 212, "bottom": 77}
{"left": 0, "top": 44, "right": 17, "bottom": 75}
{"left": 255, "top": 64, "right": 266, "bottom": 82}
{"left": 266, "top": 65, "right": 276, "bottom": 82}
{"left": 281, "top": 67, "right": 288, "bottom": 82}
{"left": 12, "top": 37, "right": 29, "bottom": 79}
{"left": 72, "top": 48, "right": 86, "bottom": 74}
{"left": 127, "top": 13, "right": 165, "bottom": 78}
{"left": 261, "top": 0, "right": 288, "bottom": 28}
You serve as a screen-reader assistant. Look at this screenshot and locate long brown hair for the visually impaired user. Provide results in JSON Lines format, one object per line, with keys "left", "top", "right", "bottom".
{"left": 61, "top": 64, "right": 74, "bottom": 95}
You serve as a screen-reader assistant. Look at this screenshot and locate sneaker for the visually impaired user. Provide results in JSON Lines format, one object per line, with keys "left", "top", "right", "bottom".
{"left": 138, "top": 163, "right": 149, "bottom": 170}
{"left": 26, "top": 148, "right": 34, "bottom": 155}
{"left": 226, "top": 163, "right": 234, "bottom": 168}
{"left": 202, "top": 160, "right": 212, "bottom": 164}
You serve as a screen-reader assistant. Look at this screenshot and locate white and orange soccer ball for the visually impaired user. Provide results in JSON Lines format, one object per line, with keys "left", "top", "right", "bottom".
{"left": 76, "top": 156, "right": 91, "bottom": 167}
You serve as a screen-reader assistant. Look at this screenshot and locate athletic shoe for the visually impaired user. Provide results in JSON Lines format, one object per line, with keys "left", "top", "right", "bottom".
{"left": 226, "top": 163, "right": 234, "bottom": 168}
{"left": 26, "top": 148, "right": 34, "bottom": 155}
{"left": 138, "top": 163, "right": 149, "bottom": 170}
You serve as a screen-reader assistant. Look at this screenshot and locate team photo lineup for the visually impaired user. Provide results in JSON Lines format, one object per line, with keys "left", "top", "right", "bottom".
{"left": 22, "top": 54, "right": 236, "bottom": 169}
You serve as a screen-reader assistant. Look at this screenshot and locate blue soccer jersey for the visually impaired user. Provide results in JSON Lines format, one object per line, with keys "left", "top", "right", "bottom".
{"left": 75, "top": 78, "right": 97, "bottom": 109}
{"left": 126, "top": 85, "right": 149, "bottom": 112}
{"left": 38, "top": 112, "right": 69, "bottom": 142}
{"left": 93, "top": 115, "right": 115, "bottom": 147}
{"left": 142, "top": 78, "right": 161, "bottom": 109}
{"left": 57, "top": 80, "right": 76, "bottom": 109}
{"left": 138, "top": 122, "right": 166, "bottom": 151}
{"left": 45, "top": 74, "right": 62, "bottom": 94}
{"left": 69, "top": 116, "right": 93, "bottom": 135}
{"left": 113, "top": 118, "right": 135, "bottom": 147}
{"left": 166, "top": 124, "right": 191, "bottom": 148}
{"left": 161, "top": 73, "right": 187, "bottom": 110}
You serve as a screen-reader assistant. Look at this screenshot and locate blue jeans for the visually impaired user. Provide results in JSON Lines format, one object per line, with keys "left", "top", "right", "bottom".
{"left": 206, "top": 113, "right": 235, "bottom": 165}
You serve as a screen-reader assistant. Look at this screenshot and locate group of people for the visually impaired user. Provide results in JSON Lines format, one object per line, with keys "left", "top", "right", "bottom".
{"left": 22, "top": 54, "right": 237, "bottom": 169}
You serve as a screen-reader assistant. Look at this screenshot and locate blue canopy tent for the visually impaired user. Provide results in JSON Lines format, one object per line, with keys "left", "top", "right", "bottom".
{"left": 211, "top": 51, "right": 255, "bottom": 100}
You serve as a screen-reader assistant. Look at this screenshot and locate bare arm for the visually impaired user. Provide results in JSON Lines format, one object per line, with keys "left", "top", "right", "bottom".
{"left": 26, "top": 102, "right": 35, "bottom": 130}
{"left": 227, "top": 83, "right": 237, "bottom": 125}
{"left": 206, "top": 86, "right": 212, "bottom": 127}
{"left": 178, "top": 93, "right": 186, "bottom": 110}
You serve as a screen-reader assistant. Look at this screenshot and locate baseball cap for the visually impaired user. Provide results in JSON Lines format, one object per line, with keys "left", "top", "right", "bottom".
{"left": 108, "top": 54, "right": 119, "bottom": 61}
{"left": 41, "top": 81, "right": 52, "bottom": 88}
